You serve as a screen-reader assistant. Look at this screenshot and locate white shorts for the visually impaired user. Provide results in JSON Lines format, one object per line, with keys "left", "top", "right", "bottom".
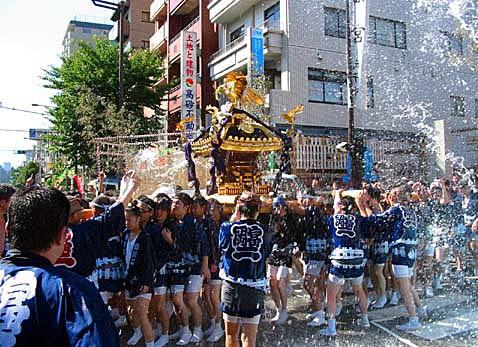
{"left": 170, "top": 285, "right": 184, "bottom": 294}
{"left": 303, "top": 260, "right": 325, "bottom": 277}
{"left": 223, "top": 313, "right": 261, "bottom": 325}
{"left": 268, "top": 265, "right": 290, "bottom": 280}
{"left": 154, "top": 286, "right": 167, "bottom": 296}
{"left": 185, "top": 274, "right": 203, "bottom": 293}
{"left": 125, "top": 289, "right": 152, "bottom": 301}
{"left": 328, "top": 273, "right": 363, "bottom": 286}
{"left": 392, "top": 265, "right": 413, "bottom": 278}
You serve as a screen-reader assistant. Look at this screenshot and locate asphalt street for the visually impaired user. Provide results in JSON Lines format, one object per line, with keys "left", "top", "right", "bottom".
{"left": 119, "top": 273, "right": 478, "bottom": 347}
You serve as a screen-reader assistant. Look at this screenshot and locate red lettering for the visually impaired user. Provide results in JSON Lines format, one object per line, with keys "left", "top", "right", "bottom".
{"left": 55, "top": 229, "right": 77, "bottom": 268}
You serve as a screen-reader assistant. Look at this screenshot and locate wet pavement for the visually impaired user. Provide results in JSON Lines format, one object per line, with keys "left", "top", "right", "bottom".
{"left": 119, "top": 274, "right": 478, "bottom": 347}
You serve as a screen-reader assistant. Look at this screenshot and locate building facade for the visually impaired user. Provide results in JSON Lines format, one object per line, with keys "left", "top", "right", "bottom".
{"left": 207, "top": 0, "right": 478, "bottom": 172}
{"left": 149, "top": 0, "right": 218, "bottom": 132}
{"left": 109, "top": 0, "right": 155, "bottom": 51}
{"left": 62, "top": 19, "right": 112, "bottom": 57}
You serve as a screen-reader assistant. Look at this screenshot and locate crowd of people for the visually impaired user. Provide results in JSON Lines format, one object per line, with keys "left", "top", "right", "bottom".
{"left": 0, "top": 171, "right": 478, "bottom": 347}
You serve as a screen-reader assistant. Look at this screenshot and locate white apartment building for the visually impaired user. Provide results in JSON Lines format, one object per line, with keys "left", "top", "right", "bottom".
{"left": 207, "top": 0, "right": 478, "bottom": 170}
{"left": 62, "top": 19, "right": 112, "bottom": 57}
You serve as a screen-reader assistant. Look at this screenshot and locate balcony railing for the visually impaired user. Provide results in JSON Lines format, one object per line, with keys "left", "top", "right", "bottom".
{"left": 150, "top": 0, "right": 167, "bottom": 21}
{"left": 150, "top": 24, "right": 166, "bottom": 50}
{"left": 262, "top": 18, "right": 280, "bottom": 31}
{"left": 208, "top": 20, "right": 282, "bottom": 63}
{"left": 209, "top": 35, "right": 246, "bottom": 62}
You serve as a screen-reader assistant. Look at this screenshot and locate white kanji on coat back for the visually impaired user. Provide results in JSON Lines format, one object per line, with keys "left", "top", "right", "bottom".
{"left": 0, "top": 270, "right": 37, "bottom": 347}
{"left": 230, "top": 223, "right": 264, "bottom": 262}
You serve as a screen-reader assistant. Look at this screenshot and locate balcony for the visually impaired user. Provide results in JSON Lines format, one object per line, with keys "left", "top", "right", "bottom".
{"left": 208, "top": 20, "right": 283, "bottom": 81}
{"left": 208, "top": 0, "right": 261, "bottom": 24}
{"left": 170, "top": 0, "right": 199, "bottom": 15}
{"left": 168, "top": 16, "right": 201, "bottom": 62}
{"left": 150, "top": 24, "right": 167, "bottom": 52}
{"left": 208, "top": 35, "right": 247, "bottom": 80}
{"left": 150, "top": 0, "right": 167, "bottom": 22}
{"left": 262, "top": 19, "right": 283, "bottom": 60}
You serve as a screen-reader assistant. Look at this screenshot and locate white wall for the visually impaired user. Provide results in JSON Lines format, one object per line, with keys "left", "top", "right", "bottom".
{"left": 210, "top": 0, "right": 478, "bottom": 166}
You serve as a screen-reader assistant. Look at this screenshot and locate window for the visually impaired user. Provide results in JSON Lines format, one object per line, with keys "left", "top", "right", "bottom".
{"left": 141, "top": 11, "right": 150, "bottom": 22}
{"left": 451, "top": 96, "right": 465, "bottom": 117}
{"left": 308, "top": 68, "right": 347, "bottom": 105}
{"left": 141, "top": 40, "right": 150, "bottom": 49}
{"left": 230, "top": 26, "right": 245, "bottom": 42}
{"left": 264, "top": 2, "right": 280, "bottom": 26}
{"left": 440, "top": 31, "right": 463, "bottom": 55}
{"left": 324, "top": 7, "right": 346, "bottom": 38}
{"left": 369, "top": 16, "right": 406, "bottom": 49}
{"left": 367, "top": 76, "right": 374, "bottom": 109}
{"left": 82, "top": 28, "right": 92, "bottom": 34}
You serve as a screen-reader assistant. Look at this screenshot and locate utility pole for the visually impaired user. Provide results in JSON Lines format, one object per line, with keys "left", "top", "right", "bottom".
{"left": 118, "top": 0, "right": 125, "bottom": 107}
{"left": 91, "top": 0, "right": 125, "bottom": 108}
{"left": 345, "top": 0, "right": 362, "bottom": 188}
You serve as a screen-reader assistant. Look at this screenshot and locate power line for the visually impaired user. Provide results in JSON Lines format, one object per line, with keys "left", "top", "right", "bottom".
{"left": 0, "top": 105, "right": 48, "bottom": 116}
{"left": 0, "top": 129, "right": 29, "bottom": 133}
{"left": 0, "top": 150, "right": 29, "bottom": 152}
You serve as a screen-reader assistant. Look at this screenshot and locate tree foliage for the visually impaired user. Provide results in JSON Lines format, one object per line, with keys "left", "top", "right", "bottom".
{"left": 11, "top": 162, "right": 39, "bottom": 188}
{"left": 43, "top": 39, "right": 172, "bottom": 173}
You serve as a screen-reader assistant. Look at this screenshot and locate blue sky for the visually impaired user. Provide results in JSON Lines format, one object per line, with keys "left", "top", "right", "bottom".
{"left": 0, "top": 0, "right": 114, "bottom": 167}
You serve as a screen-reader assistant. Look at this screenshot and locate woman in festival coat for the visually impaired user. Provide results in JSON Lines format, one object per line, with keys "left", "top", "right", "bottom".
{"left": 122, "top": 201, "right": 155, "bottom": 347}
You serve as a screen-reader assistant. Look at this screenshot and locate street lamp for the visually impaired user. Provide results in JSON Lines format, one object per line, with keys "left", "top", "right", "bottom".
{"left": 90, "top": 0, "right": 125, "bottom": 108}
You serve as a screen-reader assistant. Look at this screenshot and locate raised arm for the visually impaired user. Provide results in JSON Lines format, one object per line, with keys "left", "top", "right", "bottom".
{"left": 97, "top": 170, "right": 106, "bottom": 195}
{"left": 440, "top": 178, "right": 451, "bottom": 205}
{"left": 355, "top": 191, "right": 373, "bottom": 217}
{"left": 117, "top": 171, "right": 140, "bottom": 206}
{"left": 333, "top": 189, "right": 343, "bottom": 215}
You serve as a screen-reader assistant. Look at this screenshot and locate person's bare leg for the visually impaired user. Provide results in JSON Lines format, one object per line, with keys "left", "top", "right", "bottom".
{"left": 410, "top": 283, "right": 421, "bottom": 308}
{"left": 171, "top": 292, "right": 189, "bottom": 327}
{"left": 203, "top": 283, "right": 214, "bottom": 320}
{"left": 241, "top": 323, "right": 259, "bottom": 347}
{"left": 326, "top": 282, "right": 340, "bottom": 320}
{"left": 136, "top": 297, "right": 154, "bottom": 343}
{"left": 269, "top": 277, "right": 282, "bottom": 311}
{"left": 292, "top": 254, "right": 304, "bottom": 277}
{"left": 156, "top": 294, "right": 170, "bottom": 335}
{"left": 353, "top": 284, "right": 368, "bottom": 315}
{"left": 211, "top": 283, "right": 222, "bottom": 321}
{"left": 184, "top": 291, "right": 202, "bottom": 331}
{"left": 369, "top": 262, "right": 378, "bottom": 294}
{"left": 224, "top": 321, "right": 240, "bottom": 347}
{"left": 397, "top": 278, "right": 416, "bottom": 317}
{"left": 374, "top": 264, "right": 386, "bottom": 297}
{"left": 304, "top": 275, "right": 321, "bottom": 311}
{"left": 278, "top": 278, "right": 288, "bottom": 311}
